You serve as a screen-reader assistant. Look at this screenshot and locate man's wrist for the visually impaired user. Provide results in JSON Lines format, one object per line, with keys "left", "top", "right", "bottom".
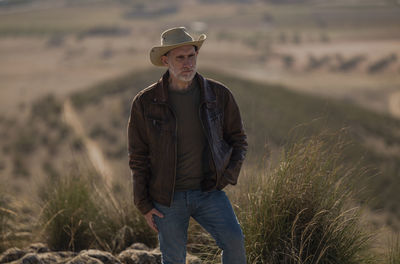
{"left": 138, "top": 201, "right": 154, "bottom": 215}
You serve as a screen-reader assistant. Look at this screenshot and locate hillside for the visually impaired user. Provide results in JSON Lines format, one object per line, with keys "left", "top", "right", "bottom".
{"left": 1, "top": 67, "right": 400, "bottom": 260}
{"left": 69, "top": 67, "right": 400, "bottom": 230}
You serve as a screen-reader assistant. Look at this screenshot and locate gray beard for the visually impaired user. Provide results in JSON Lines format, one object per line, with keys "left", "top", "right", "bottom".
{"left": 169, "top": 66, "right": 197, "bottom": 82}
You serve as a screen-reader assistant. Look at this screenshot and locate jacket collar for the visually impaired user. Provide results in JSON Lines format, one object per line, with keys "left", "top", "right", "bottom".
{"left": 153, "top": 71, "right": 216, "bottom": 104}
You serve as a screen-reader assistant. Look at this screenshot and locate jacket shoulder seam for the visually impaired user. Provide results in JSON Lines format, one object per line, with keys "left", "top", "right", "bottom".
{"left": 205, "top": 78, "right": 234, "bottom": 100}
{"left": 133, "top": 82, "right": 158, "bottom": 102}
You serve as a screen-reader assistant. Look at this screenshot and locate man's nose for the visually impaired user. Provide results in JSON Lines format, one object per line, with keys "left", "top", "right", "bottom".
{"left": 183, "top": 58, "right": 193, "bottom": 67}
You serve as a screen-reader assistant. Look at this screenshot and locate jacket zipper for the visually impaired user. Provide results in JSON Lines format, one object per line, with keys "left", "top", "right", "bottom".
{"left": 158, "top": 101, "right": 178, "bottom": 206}
{"left": 199, "top": 102, "right": 219, "bottom": 188}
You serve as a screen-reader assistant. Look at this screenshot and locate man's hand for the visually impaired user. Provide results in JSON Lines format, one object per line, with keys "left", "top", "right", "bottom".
{"left": 144, "top": 208, "right": 164, "bottom": 233}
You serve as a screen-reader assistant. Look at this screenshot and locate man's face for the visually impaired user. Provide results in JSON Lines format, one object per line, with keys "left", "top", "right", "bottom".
{"left": 162, "top": 45, "right": 198, "bottom": 82}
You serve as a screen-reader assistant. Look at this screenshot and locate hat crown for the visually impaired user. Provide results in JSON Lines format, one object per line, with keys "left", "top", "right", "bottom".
{"left": 161, "top": 27, "right": 194, "bottom": 46}
{"left": 150, "top": 27, "right": 206, "bottom": 66}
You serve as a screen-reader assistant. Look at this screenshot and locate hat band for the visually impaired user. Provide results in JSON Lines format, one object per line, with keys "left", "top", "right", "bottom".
{"left": 162, "top": 36, "right": 194, "bottom": 46}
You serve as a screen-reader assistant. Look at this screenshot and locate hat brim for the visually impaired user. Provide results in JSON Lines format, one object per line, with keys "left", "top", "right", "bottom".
{"left": 150, "top": 34, "right": 206, "bottom": 67}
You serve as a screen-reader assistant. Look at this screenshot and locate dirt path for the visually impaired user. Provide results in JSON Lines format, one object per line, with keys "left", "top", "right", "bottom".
{"left": 388, "top": 91, "right": 400, "bottom": 119}
{"left": 63, "top": 99, "right": 114, "bottom": 187}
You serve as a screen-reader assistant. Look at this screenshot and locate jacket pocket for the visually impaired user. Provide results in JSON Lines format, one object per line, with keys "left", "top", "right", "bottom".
{"left": 146, "top": 116, "right": 169, "bottom": 131}
{"left": 220, "top": 139, "right": 233, "bottom": 171}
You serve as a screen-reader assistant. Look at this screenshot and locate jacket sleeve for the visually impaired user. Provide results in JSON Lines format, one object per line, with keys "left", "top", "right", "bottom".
{"left": 220, "top": 88, "right": 247, "bottom": 188}
{"left": 127, "top": 95, "right": 153, "bottom": 215}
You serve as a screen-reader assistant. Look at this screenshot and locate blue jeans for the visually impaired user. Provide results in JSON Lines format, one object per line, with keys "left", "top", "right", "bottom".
{"left": 153, "top": 189, "right": 246, "bottom": 264}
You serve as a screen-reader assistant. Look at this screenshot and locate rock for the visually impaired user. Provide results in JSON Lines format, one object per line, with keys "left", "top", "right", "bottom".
{"left": 26, "top": 243, "right": 50, "bottom": 254}
{"left": 35, "top": 252, "right": 63, "bottom": 263}
{"left": 18, "top": 253, "right": 40, "bottom": 264}
{"left": 79, "top": 250, "right": 121, "bottom": 264}
{"left": 186, "top": 254, "right": 202, "bottom": 264}
{"left": 66, "top": 255, "right": 103, "bottom": 264}
{"left": 126, "top": 244, "right": 150, "bottom": 251}
{"left": 17, "top": 252, "right": 61, "bottom": 264}
{"left": 0, "top": 243, "right": 201, "bottom": 264}
{"left": 117, "top": 247, "right": 201, "bottom": 264}
{"left": 117, "top": 249, "right": 161, "bottom": 264}
{"left": 54, "top": 251, "right": 77, "bottom": 259}
{"left": 0, "top": 247, "right": 26, "bottom": 263}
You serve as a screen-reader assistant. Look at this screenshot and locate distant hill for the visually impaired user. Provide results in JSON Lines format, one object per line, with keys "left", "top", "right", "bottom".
{"left": 197, "top": 0, "right": 397, "bottom": 5}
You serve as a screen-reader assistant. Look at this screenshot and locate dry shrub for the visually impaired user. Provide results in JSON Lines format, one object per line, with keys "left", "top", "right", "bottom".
{"left": 39, "top": 171, "right": 99, "bottom": 251}
{"left": 241, "top": 134, "right": 375, "bottom": 264}
{"left": 0, "top": 187, "right": 17, "bottom": 252}
{"left": 39, "top": 166, "right": 156, "bottom": 252}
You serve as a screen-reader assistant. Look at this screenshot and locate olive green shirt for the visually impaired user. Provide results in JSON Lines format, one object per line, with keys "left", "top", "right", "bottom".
{"left": 168, "top": 79, "right": 208, "bottom": 191}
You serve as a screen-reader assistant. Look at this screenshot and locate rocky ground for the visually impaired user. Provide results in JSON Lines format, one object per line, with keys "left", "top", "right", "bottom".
{"left": 0, "top": 243, "right": 201, "bottom": 264}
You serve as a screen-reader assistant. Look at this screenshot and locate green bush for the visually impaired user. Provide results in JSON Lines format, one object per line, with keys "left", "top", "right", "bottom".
{"left": 241, "top": 135, "right": 374, "bottom": 264}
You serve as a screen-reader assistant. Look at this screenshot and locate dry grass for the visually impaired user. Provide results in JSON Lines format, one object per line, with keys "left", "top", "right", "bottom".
{"left": 0, "top": 187, "right": 16, "bottom": 252}
{"left": 188, "top": 133, "right": 376, "bottom": 263}
{"left": 387, "top": 234, "right": 400, "bottom": 264}
{"left": 240, "top": 134, "right": 374, "bottom": 264}
{"left": 38, "top": 163, "right": 156, "bottom": 252}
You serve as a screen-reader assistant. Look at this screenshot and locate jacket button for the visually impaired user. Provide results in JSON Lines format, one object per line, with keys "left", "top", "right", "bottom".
{"left": 153, "top": 98, "right": 157, "bottom": 102}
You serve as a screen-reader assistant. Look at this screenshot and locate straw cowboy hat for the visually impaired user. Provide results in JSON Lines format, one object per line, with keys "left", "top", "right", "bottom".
{"left": 150, "top": 27, "right": 206, "bottom": 66}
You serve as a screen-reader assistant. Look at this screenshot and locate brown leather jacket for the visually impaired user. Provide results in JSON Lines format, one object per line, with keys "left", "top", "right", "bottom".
{"left": 127, "top": 71, "right": 247, "bottom": 214}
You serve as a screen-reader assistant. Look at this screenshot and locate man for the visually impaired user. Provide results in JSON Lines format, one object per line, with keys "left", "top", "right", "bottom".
{"left": 127, "top": 27, "right": 247, "bottom": 264}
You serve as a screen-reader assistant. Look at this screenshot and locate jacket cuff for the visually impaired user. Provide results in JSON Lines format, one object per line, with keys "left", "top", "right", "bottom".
{"left": 217, "top": 174, "right": 230, "bottom": 190}
{"left": 222, "top": 168, "right": 238, "bottom": 185}
{"left": 138, "top": 201, "right": 154, "bottom": 215}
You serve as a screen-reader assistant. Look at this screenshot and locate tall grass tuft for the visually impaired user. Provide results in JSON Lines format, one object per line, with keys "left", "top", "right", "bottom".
{"left": 0, "top": 188, "right": 16, "bottom": 252}
{"left": 39, "top": 171, "right": 99, "bottom": 251}
{"left": 88, "top": 179, "right": 157, "bottom": 252}
{"left": 387, "top": 234, "right": 400, "bottom": 264}
{"left": 241, "top": 134, "right": 374, "bottom": 264}
{"left": 39, "top": 165, "right": 156, "bottom": 252}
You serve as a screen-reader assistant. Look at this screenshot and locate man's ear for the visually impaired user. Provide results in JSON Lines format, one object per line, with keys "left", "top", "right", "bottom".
{"left": 161, "top": 55, "right": 169, "bottom": 66}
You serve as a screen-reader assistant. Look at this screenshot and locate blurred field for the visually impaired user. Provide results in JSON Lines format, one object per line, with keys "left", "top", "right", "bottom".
{"left": 1, "top": 0, "right": 400, "bottom": 260}
{"left": 1, "top": 0, "right": 400, "bottom": 114}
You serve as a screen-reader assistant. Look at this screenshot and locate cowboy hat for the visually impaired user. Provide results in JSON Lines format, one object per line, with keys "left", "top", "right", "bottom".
{"left": 150, "top": 27, "right": 206, "bottom": 66}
